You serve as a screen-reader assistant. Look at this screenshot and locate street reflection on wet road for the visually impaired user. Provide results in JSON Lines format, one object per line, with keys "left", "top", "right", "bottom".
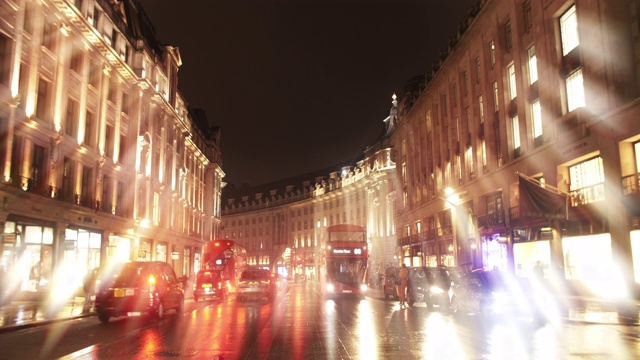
{"left": 57, "top": 282, "right": 640, "bottom": 360}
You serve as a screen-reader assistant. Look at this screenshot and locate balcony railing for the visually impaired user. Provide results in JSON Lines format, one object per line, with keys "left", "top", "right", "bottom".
{"left": 4, "top": 176, "right": 131, "bottom": 217}
{"left": 477, "top": 211, "right": 505, "bottom": 228}
{"left": 570, "top": 183, "right": 605, "bottom": 206}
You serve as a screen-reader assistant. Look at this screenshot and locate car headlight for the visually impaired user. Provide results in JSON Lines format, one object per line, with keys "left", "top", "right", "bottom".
{"left": 360, "top": 284, "right": 368, "bottom": 292}
{"left": 430, "top": 286, "right": 444, "bottom": 294}
{"left": 326, "top": 284, "right": 335, "bottom": 293}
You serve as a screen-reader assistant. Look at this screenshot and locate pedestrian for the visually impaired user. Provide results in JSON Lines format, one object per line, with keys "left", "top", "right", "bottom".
{"left": 83, "top": 267, "right": 99, "bottom": 312}
{"left": 533, "top": 261, "right": 544, "bottom": 280}
{"left": 397, "top": 263, "right": 409, "bottom": 307}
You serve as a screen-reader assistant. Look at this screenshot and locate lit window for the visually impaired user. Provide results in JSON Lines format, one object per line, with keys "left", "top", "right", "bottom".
{"left": 569, "top": 157, "right": 605, "bottom": 205}
{"left": 531, "top": 99, "right": 543, "bottom": 139}
{"left": 493, "top": 82, "right": 499, "bottom": 112}
{"left": 566, "top": 69, "right": 585, "bottom": 112}
{"left": 476, "top": 56, "right": 481, "bottom": 83}
{"left": 528, "top": 46, "right": 538, "bottom": 84}
{"left": 466, "top": 146, "right": 474, "bottom": 177}
{"left": 508, "top": 64, "right": 517, "bottom": 100}
{"left": 490, "top": 41, "right": 496, "bottom": 67}
{"left": 512, "top": 115, "right": 520, "bottom": 149}
{"left": 560, "top": 5, "right": 579, "bottom": 56}
{"left": 481, "top": 139, "right": 487, "bottom": 167}
{"left": 478, "top": 95, "right": 484, "bottom": 123}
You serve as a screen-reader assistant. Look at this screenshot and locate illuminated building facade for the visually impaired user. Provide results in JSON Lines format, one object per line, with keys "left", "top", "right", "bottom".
{"left": 222, "top": 103, "right": 397, "bottom": 282}
{"left": 0, "top": 0, "right": 224, "bottom": 301}
{"left": 390, "top": 0, "right": 640, "bottom": 296}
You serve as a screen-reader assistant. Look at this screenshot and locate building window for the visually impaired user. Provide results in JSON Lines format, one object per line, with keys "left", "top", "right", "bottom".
{"left": 481, "top": 139, "right": 487, "bottom": 168}
{"left": 153, "top": 192, "right": 160, "bottom": 225}
{"left": 566, "top": 69, "right": 585, "bottom": 112}
{"left": 452, "top": 83, "right": 457, "bottom": 107}
{"left": 42, "top": 21, "right": 56, "bottom": 52}
{"left": 108, "top": 76, "right": 118, "bottom": 103}
{"left": 569, "top": 156, "right": 605, "bottom": 206}
{"left": 36, "top": 78, "right": 51, "bottom": 121}
{"left": 531, "top": 99, "right": 543, "bottom": 140}
{"left": 512, "top": 115, "right": 521, "bottom": 150}
{"left": 560, "top": 5, "right": 579, "bottom": 56}
{"left": 81, "top": 166, "right": 93, "bottom": 206}
{"left": 490, "top": 41, "right": 496, "bottom": 68}
{"left": 505, "top": 21, "right": 513, "bottom": 50}
{"left": 478, "top": 95, "right": 484, "bottom": 124}
{"left": 528, "top": 46, "right": 538, "bottom": 84}
{"left": 121, "top": 92, "right": 130, "bottom": 116}
{"left": 89, "top": 61, "right": 100, "bottom": 88}
{"left": 493, "top": 81, "right": 499, "bottom": 112}
{"left": 105, "top": 125, "right": 114, "bottom": 159}
{"left": 69, "top": 44, "right": 83, "bottom": 74}
{"left": 84, "top": 111, "right": 95, "bottom": 148}
{"left": 465, "top": 146, "right": 474, "bottom": 179}
{"left": 65, "top": 98, "right": 79, "bottom": 137}
{"left": 463, "top": 71, "right": 469, "bottom": 95}
{"left": 31, "top": 144, "right": 45, "bottom": 189}
{"left": 475, "top": 56, "right": 481, "bottom": 83}
{"left": 508, "top": 63, "right": 517, "bottom": 100}
{"left": 524, "top": 0, "right": 533, "bottom": 30}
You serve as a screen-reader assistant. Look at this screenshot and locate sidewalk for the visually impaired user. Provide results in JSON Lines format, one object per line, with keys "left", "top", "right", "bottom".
{"left": 0, "top": 295, "right": 91, "bottom": 334}
{"left": 366, "top": 287, "right": 640, "bottom": 326}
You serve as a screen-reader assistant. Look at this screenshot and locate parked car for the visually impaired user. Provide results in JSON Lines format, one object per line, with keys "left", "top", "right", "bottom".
{"left": 449, "top": 268, "right": 554, "bottom": 323}
{"left": 382, "top": 267, "right": 400, "bottom": 300}
{"left": 406, "top": 266, "right": 453, "bottom": 310}
{"left": 193, "top": 269, "right": 227, "bottom": 302}
{"left": 237, "top": 269, "right": 276, "bottom": 301}
{"left": 94, "top": 261, "right": 185, "bottom": 323}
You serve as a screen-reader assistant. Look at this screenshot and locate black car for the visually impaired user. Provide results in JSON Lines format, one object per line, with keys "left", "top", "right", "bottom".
{"left": 237, "top": 269, "right": 276, "bottom": 301}
{"left": 193, "top": 269, "right": 227, "bottom": 302}
{"left": 94, "top": 261, "right": 185, "bottom": 323}
{"left": 450, "top": 268, "right": 554, "bottom": 323}
{"left": 406, "top": 266, "right": 453, "bottom": 310}
{"left": 382, "top": 267, "right": 400, "bottom": 300}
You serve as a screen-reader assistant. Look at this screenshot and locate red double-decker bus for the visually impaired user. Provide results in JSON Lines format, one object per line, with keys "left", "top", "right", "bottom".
{"left": 323, "top": 224, "right": 369, "bottom": 296}
{"left": 201, "top": 239, "right": 247, "bottom": 292}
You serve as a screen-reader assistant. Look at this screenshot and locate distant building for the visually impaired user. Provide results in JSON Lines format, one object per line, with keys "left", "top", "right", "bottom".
{"left": 221, "top": 101, "right": 398, "bottom": 280}
{"left": 0, "top": 0, "right": 223, "bottom": 301}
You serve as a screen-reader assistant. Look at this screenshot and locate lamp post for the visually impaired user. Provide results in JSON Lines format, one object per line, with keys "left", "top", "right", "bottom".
{"left": 441, "top": 188, "right": 476, "bottom": 267}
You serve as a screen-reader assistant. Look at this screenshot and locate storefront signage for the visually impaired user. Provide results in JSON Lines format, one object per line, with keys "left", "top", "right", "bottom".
{"left": 138, "top": 250, "right": 146, "bottom": 258}
{"left": 2, "top": 234, "right": 16, "bottom": 243}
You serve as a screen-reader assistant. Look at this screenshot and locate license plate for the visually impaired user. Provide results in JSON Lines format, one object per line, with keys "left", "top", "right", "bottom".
{"left": 114, "top": 288, "right": 134, "bottom": 297}
{"left": 127, "top": 312, "right": 141, "bottom": 317}
{"left": 343, "top": 290, "right": 353, "bottom": 293}
{"left": 202, "top": 284, "right": 212, "bottom": 288}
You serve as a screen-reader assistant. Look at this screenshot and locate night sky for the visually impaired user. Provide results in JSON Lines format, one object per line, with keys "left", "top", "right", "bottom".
{"left": 136, "top": 0, "right": 474, "bottom": 187}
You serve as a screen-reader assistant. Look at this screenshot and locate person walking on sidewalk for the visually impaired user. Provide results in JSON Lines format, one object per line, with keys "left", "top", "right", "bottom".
{"left": 397, "top": 263, "right": 409, "bottom": 307}
{"left": 83, "top": 267, "right": 99, "bottom": 313}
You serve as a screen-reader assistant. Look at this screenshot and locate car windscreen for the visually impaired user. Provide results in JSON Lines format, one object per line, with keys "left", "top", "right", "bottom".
{"left": 240, "top": 271, "right": 269, "bottom": 281}
{"left": 197, "top": 271, "right": 220, "bottom": 283}
{"left": 100, "top": 263, "right": 147, "bottom": 288}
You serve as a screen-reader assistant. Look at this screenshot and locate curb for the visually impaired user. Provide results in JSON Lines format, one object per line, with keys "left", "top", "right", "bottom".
{"left": 0, "top": 312, "right": 94, "bottom": 335}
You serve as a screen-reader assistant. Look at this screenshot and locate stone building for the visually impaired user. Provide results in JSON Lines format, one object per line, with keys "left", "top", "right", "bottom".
{"left": 390, "top": 0, "right": 640, "bottom": 297}
{"left": 0, "top": 0, "right": 223, "bottom": 302}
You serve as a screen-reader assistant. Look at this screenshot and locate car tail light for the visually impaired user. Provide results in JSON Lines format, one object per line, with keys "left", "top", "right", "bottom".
{"left": 148, "top": 274, "right": 156, "bottom": 292}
